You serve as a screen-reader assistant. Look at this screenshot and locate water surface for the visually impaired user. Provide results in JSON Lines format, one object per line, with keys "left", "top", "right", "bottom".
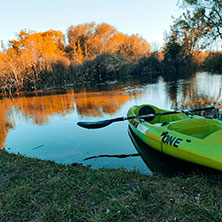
{"left": 2, "top": 72, "right": 222, "bottom": 175}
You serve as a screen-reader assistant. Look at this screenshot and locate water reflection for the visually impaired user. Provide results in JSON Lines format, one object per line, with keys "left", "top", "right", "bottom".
{"left": 1, "top": 72, "right": 222, "bottom": 174}
{"left": 0, "top": 88, "right": 141, "bottom": 147}
{"left": 168, "top": 72, "right": 222, "bottom": 110}
{"left": 75, "top": 89, "right": 141, "bottom": 117}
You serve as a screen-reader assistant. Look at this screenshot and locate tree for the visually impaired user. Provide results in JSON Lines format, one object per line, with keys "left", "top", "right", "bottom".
{"left": 67, "top": 23, "right": 151, "bottom": 62}
{"left": 3, "top": 30, "right": 66, "bottom": 92}
{"left": 118, "top": 35, "right": 151, "bottom": 60}
{"left": 67, "top": 23, "right": 96, "bottom": 61}
{"left": 173, "top": 0, "right": 222, "bottom": 50}
{"left": 162, "top": 30, "right": 194, "bottom": 74}
{"left": 9, "top": 29, "right": 65, "bottom": 62}
{"left": 67, "top": 23, "right": 122, "bottom": 61}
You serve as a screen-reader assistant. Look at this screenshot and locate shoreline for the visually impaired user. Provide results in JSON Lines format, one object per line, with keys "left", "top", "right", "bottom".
{"left": 1, "top": 149, "right": 222, "bottom": 221}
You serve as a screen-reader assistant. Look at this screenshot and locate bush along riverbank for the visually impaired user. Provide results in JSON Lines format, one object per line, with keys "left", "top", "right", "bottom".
{"left": 0, "top": 51, "right": 197, "bottom": 95}
{"left": 1, "top": 149, "right": 222, "bottom": 221}
{"left": 0, "top": 52, "right": 164, "bottom": 94}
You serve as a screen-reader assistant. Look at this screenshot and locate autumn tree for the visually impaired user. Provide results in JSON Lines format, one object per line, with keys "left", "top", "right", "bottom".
{"left": 67, "top": 23, "right": 122, "bottom": 61}
{"left": 0, "top": 30, "right": 67, "bottom": 93}
{"left": 118, "top": 35, "right": 151, "bottom": 60}
{"left": 67, "top": 23, "right": 96, "bottom": 62}
{"left": 10, "top": 29, "right": 65, "bottom": 62}
{"left": 67, "top": 23, "right": 151, "bottom": 63}
{"left": 0, "top": 46, "right": 28, "bottom": 93}
{"left": 0, "top": 23, "right": 154, "bottom": 93}
{"left": 92, "top": 23, "right": 119, "bottom": 54}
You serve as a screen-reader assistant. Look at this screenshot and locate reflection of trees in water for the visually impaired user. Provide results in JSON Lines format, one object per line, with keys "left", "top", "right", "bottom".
{"left": 165, "top": 73, "right": 222, "bottom": 110}
{"left": 0, "top": 88, "right": 142, "bottom": 148}
{"left": 165, "top": 81, "right": 179, "bottom": 110}
{"left": 0, "top": 92, "right": 76, "bottom": 148}
{"left": 0, "top": 103, "right": 15, "bottom": 148}
{"left": 75, "top": 90, "right": 140, "bottom": 117}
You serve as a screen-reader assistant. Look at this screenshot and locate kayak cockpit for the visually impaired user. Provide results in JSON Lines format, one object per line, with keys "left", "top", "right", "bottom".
{"left": 136, "top": 104, "right": 189, "bottom": 124}
{"left": 132, "top": 104, "right": 222, "bottom": 140}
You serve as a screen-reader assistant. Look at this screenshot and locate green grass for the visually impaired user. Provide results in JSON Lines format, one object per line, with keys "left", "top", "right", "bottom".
{"left": 0, "top": 149, "right": 222, "bottom": 222}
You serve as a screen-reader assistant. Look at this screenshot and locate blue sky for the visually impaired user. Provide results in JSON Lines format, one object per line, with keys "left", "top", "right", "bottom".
{"left": 0, "top": 0, "right": 181, "bottom": 49}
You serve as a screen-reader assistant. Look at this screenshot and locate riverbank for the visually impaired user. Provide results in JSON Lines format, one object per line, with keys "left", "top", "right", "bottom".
{"left": 1, "top": 149, "right": 222, "bottom": 221}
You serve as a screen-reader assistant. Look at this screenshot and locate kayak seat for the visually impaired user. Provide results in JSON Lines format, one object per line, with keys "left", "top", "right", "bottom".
{"left": 139, "top": 106, "right": 155, "bottom": 122}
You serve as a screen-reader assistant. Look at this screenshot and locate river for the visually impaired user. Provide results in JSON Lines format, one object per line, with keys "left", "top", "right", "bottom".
{"left": 2, "top": 72, "right": 222, "bottom": 175}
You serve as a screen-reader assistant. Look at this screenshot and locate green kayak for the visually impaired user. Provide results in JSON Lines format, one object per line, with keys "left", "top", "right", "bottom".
{"left": 128, "top": 104, "right": 222, "bottom": 171}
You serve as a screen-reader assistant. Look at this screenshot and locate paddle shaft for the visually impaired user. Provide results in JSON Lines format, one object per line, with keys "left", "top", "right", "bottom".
{"left": 77, "top": 106, "right": 216, "bottom": 129}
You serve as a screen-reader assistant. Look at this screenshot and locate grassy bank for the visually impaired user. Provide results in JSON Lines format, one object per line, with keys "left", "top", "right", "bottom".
{"left": 0, "top": 150, "right": 222, "bottom": 222}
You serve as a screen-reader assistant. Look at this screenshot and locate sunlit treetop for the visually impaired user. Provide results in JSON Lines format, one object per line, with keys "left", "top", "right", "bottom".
{"left": 9, "top": 29, "right": 65, "bottom": 60}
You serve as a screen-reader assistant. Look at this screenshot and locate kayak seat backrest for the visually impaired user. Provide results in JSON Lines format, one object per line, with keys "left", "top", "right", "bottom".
{"left": 139, "top": 106, "right": 155, "bottom": 122}
{"left": 138, "top": 105, "right": 188, "bottom": 124}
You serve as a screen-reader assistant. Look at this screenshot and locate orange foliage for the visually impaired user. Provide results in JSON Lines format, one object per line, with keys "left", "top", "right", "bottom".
{"left": 0, "top": 30, "right": 68, "bottom": 93}
{"left": 0, "top": 23, "right": 152, "bottom": 93}
{"left": 67, "top": 23, "right": 151, "bottom": 61}
{"left": 192, "top": 51, "right": 209, "bottom": 66}
{"left": 118, "top": 35, "right": 151, "bottom": 59}
{"left": 9, "top": 29, "right": 65, "bottom": 63}
{"left": 107, "top": 33, "right": 127, "bottom": 54}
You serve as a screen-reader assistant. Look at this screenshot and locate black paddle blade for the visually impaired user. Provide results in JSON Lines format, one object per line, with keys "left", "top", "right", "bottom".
{"left": 77, "top": 120, "right": 113, "bottom": 129}
{"left": 77, "top": 117, "right": 125, "bottom": 129}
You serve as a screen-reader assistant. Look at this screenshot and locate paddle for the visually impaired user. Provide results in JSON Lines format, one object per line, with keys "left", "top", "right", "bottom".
{"left": 77, "top": 105, "right": 219, "bottom": 129}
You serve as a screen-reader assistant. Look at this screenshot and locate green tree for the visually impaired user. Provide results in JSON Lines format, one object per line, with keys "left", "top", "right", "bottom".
{"left": 174, "top": 0, "right": 222, "bottom": 49}
{"left": 162, "top": 31, "right": 193, "bottom": 74}
{"left": 204, "top": 51, "right": 222, "bottom": 73}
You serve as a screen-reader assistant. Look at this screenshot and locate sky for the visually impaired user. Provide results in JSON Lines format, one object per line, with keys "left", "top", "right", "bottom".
{"left": 0, "top": 0, "right": 181, "bottom": 50}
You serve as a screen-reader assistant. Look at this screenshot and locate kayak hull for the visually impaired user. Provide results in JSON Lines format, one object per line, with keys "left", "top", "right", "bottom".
{"left": 128, "top": 104, "right": 222, "bottom": 171}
